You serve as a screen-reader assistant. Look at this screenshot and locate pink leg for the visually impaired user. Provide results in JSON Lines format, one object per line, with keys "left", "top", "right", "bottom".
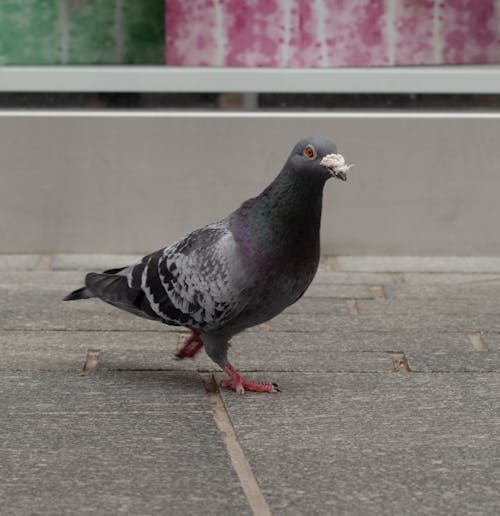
{"left": 221, "top": 362, "right": 280, "bottom": 394}
{"left": 175, "top": 330, "right": 204, "bottom": 360}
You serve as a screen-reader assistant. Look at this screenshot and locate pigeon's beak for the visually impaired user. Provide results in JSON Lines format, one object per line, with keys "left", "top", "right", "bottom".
{"left": 320, "top": 153, "right": 353, "bottom": 181}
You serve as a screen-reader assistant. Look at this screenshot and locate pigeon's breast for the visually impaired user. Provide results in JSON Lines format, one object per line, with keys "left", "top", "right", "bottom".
{"left": 259, "top": 258, "right": 319, "bottom": 314}
{"left": 223, "top": 255, "right": 319, "bottom": 334}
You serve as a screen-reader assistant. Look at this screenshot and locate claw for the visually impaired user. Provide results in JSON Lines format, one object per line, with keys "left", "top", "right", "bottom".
{"left": 221, "top": 363, "right": 280, "bottom": 394}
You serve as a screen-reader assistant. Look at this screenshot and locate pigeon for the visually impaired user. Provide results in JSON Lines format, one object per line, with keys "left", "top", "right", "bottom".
{"left": 64, "top": 136, "right": 351, "bottom": 394}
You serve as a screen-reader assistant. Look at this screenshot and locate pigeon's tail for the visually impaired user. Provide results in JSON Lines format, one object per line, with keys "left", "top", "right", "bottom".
{"left": 63, "top": 267, "right": 127, "bottom": 302}
{"left": 63, "top": 286, "right": 95, "bottom": 301}
{"left": 67, "top": 271, "right": 160, "bottom": 321}
{"left": 84, "top": 272, "right": 130, "bottom": 305}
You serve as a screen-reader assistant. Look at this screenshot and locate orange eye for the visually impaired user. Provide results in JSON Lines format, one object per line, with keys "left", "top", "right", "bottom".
{"left": 304, "top": 145, "right": 316, "bottom": 159}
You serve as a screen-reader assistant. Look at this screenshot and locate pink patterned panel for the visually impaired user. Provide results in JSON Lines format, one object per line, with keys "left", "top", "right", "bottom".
{"left": 297, "top": 0, "right": 393, "bottom": 67}
{"left": 165, "top": 0, "right": 500, "bottom": 67}
{"left": 166, "top": 0, "right": 221, "bottom": 66}
{"left": 166, "top": 0, "right": 300, "bottom": 67}
{"left": 440, "top": 0, "right": 499, "bottom": 64}
{"left": 393, "top": 0, "right": 435, "bottom": 65}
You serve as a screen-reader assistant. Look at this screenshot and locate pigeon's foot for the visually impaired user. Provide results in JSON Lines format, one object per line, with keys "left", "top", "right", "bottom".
{"left": 222, "top": 363, "right": 280, "bottom": 394}
{"left": 175, "top": 330, "right": 203, "bottom": 360}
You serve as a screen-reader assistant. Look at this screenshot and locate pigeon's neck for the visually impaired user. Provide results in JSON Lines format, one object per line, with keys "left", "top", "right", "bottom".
{"left": 232, "top": 166, "right": 326, "bottom": 266}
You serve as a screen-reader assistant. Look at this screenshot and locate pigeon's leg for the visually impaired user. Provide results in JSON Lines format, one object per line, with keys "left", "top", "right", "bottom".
{"left": 221, "top": 363, "right": 280, "bottom": 394}
{"left": 175, "top": 329, "right": 204, "bottom": 360}
{"left": 202, "top": 335, "right": 279, "bottom": 394}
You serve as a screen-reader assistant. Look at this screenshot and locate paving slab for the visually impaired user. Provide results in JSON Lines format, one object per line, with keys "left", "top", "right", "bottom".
{"left": 219, "top": 372, "right": 500, "bottom": 516}
{"left": 406, "top": 350, "right": 500, "bottom": 372}
{"left": 233, "top": 329, "right": 474, "bottom": 355}
{"left": 1, "top": 329, "right": 480, "bottom": 375}
{"left": 384, "top": 281, "right": 500, "bottom": 301}
{"left": 267, "top": 313, "right": 500, "bottom": 334}
{"left": 0, "top": 270, "right": 85, "bottom": 289}
{"left": 313, "top": 271, "right": 395, "bottom": 285}
{"left": 304, "top": 284, "right": 376, "bottom": 299}
{"left": 0, "top": 291, "right": 169, "bottom": 332}
{"left": 357, "top": 297, "right": 500, "bottom": 315}
{"left": 1, "top": 371, "right": 250, "bottom": 516}
{"left": 482, "top": 334, "right": 500, "bottom": 351}
{"left": 282, "top": 298, "right": 348, "bottom": 314}
{"left": 398, "top": 273, "right": 500, "bottom": 285}
{"left": 0, "top": 330, "right": 392, "bottom": 374}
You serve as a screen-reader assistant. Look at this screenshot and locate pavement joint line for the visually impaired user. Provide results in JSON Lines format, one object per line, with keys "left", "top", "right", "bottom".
{"left": 468, "top": 332, "right": 488, "bottom": 351}
{"left": 370, "top": 285, "right": 386, "bottom": 300}
{"left": 388, "top": 352, "right": 412, "bottom": 372}
{"left": 80, "top": 349, "right": 100, "bottom": 376}
{"left": 345, "top": 299, "right": 359, "bottom": 315}
{"left": 200, "top": 373, "right": 273, "bottom": 516}
{"left": 34, "top": 254, "right": 53, "bottom": 270}
{"left": 391, "top": 272, "right": 405, "bottom": 284}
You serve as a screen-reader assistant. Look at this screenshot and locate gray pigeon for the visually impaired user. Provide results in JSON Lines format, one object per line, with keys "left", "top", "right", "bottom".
{"left": 65, "top": 136, "right": 351, "bottom": 393}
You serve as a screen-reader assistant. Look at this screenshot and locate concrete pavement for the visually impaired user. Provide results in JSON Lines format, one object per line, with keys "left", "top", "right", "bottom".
{"left": 1, "top": 264, "right": 500, "bottom": 515}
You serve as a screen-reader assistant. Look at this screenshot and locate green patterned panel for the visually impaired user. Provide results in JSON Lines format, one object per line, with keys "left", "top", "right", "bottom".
{"left": 122, "top": 0, "right": 165, "bottom": 64}
{"left": 0, "top": 1, "right": 61, "bottom": 65}
{"left": 66, "top": 1, "right": 117, "bottom": 64}
{"left": 0, "top": 0, "right": 164, "bottom": 65}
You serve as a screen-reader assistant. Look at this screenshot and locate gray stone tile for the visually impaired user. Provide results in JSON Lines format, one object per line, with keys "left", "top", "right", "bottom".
{"left": 235, "top": 329, "right": 472, "bottom": 354}
{"left": 0, "top": 270, "right": 85, "bottom": 289}
{"left": 481, "top": 333, "right": 500, "bottom": 351}
{"left": 0, "top": 290, "right": 169, "bottom": 331}
{"left": 332, "top": 256, "right": 500, "bottom": 273}
{"left": 0, "top": 330, "right": 474, "bottom": 374}
{"left": 406, "top": 351, "right": 500, "bottom": 372}
{"left": 357, "top": 297, "right": 500, "bottom": 315}
{"left": 267, "top": 313, "right": 500, "bottom": 333}
{"left": 384, "top": 280, "right": 500, "bottom": 301}
{"left": 400, "top": 273, "right": 500, "bottom": 285}
{"left": 283, "top": 298, "right": 348, "bottom": 314}
{"left": 220, "top": 372, "right": 500, "bottom": 516}
{"left": 0, "top": 330, "right": 212, "bottom": 372}
{"left": 1, "top": 371, "right": 250, "bottom": 516}
{"left": 0, "top": 255, "right": 46, "bottom": 270}
{"left": 0, "top": 330, "right": 392, "bottom": 373}
{"left": 304, "top": 284, "right": 375, "bottom": 299}
{"left": 52, "top": 253, "right": 142, "bottom": 271}
{"left": 313, "top": 271, "right": 395, "bottom": 285}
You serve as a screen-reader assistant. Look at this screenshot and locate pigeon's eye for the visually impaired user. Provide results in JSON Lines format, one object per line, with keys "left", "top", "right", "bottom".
{"left": 304, "top": 145, "right": 317, "bottom": 159}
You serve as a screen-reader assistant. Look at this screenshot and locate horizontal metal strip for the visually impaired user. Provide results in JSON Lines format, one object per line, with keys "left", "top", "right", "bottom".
{"left": 1, "top": 65, "right": 499, "bottom": 93}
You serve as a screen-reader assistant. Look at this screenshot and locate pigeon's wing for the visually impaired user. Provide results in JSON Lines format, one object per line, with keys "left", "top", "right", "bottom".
{"left": 91, "top": 221, "right": 251, "bottom": 330}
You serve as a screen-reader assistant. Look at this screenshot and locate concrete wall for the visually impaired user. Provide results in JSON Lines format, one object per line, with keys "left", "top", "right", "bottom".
{"left": 0, "top": 111, "right": 498, "bottom": 256}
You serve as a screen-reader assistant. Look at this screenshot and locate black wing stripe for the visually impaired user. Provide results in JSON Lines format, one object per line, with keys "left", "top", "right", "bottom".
{"left": 143, "top": 253, "right": 193, "bottom": 326}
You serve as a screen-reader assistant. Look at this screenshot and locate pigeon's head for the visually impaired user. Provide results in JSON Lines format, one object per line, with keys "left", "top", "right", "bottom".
{"left": 288, "top": 136, "right": 353, "bottom": 182}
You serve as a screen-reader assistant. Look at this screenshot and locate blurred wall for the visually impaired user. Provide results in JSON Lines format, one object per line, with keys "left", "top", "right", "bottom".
{"left": 0, "top": 112, "right": 498, "bottom": 256}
